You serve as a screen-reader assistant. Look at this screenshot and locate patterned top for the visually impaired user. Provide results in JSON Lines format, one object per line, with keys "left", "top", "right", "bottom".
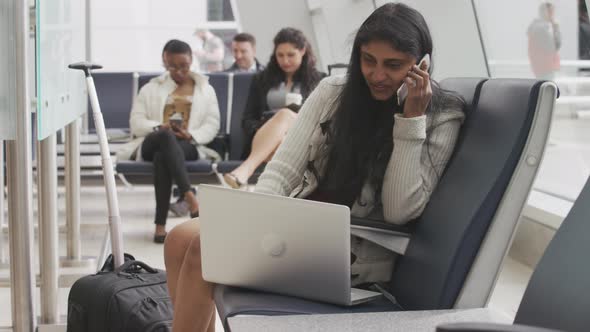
{"left": 162, "top": 95, "right": 193, "bottom": 130}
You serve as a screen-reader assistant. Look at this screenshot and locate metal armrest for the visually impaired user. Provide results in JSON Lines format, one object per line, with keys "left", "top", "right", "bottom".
{"left": 437, "top": 322, "right": 564, "bottom": 332}
{"left": 350, "top": 217, "right": 414, "bottom": 255}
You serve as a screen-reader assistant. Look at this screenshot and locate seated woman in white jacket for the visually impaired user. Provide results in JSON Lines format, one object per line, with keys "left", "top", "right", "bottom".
{"left": 118, "top": 39, "right": 220, "bottom": 243}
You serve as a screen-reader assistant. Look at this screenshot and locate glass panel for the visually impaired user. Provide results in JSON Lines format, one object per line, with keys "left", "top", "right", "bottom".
{"left": 475, "top": 0, "right": 590, "bottom": 211}
{"left": 0, "top": 1, "right": 16, "bottom": 140}
{"left": 212, "top": 28, "right": 238, "bottom": 71}
{"left": 207, "top": 0, "right": 234, "bottom": 21}
{"left": 36, "top": 0, "right": 87, "bottom": 140}
{"left": 474, "top": 0, "right": 577, "bottom": 79}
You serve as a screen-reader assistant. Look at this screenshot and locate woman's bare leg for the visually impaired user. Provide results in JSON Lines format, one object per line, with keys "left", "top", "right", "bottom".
{"left": 229, "top": 108, "right": 297, "bottom": 184}
{"left": 164, "top": 220, "right": 216, "bottom": 331}
{"left": 164, "top": 220, "right": 199, "bottom": 301}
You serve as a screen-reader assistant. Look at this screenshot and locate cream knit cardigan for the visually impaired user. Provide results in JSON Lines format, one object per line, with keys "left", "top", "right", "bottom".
{"left": 255, "top": 75, "right": 465, "bottom": 284}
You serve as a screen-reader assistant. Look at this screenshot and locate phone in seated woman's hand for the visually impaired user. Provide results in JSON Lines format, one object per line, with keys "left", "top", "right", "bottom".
{"left": 169, "top": 113, "right": 184, "bottom": 129}
{"left": 285, "top": 92, "right": 303, "bottom": 112}
{"left": 285, "top": 92, "right": 303, "bottom": 106}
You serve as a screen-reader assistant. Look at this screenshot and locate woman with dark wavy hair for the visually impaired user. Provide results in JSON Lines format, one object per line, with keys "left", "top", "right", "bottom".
{"left": 223, "top": 27, "right": 325, "bottom": 188}
{"left": 164, "top": 4, "right": 465, "bottom": 330}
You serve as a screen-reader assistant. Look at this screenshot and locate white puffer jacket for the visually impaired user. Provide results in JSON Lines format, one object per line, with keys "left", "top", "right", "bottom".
{"left": 117, "top": 71, "right": 221, "bottom": 161}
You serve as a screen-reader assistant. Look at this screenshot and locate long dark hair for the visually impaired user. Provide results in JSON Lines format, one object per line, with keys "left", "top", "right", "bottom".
{"left": 320, "top": 3, "right": 464, "bottom": 207}
{"left": 261, "top": 28, "right": 322, "bottom": 98}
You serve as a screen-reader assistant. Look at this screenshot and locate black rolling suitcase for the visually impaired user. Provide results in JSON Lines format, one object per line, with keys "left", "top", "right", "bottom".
{"left": 66, "top": 63, "right": 173, "bottom": 332}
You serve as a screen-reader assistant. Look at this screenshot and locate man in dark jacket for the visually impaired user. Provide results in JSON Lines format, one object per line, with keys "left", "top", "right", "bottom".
{"left": 225, "top": 33, "right": 265, "bottom": 73}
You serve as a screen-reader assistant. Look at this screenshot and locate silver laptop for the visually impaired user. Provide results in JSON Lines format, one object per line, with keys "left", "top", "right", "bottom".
{"left": 199, "top": 185, "right": 382, "bottom": 306}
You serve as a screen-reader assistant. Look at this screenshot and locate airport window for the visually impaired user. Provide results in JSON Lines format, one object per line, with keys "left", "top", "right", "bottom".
{"left": 208, "top": 0, "right": 235, "bottom": 21}
{"left": 474, "top": 0, "right": 589, "bottom": 225}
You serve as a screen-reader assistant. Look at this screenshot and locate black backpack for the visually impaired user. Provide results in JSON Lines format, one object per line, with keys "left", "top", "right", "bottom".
{"left": 67, "top": 254, "right": 172, "bottom": 332}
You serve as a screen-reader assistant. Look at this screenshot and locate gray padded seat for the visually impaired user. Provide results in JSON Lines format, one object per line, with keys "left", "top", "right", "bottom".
{"left": 215, "top": 160, "right": 243, "bottom": 174}
{"left": 89, "top": 72, "right": 135, "bottom": 131}
{"left": 137, "top": 72, "right": 161, "bottom": 92}
{"left": 212, "top": 78, "right": 555, "bottom": 329}
{"left": 511, "top": 178, "right": 590, "bottom": 331}
{"left": 207, "top": 72, "right": 230, "bottom": 137}
{"left": 438, "top": 177, "right": 590, "bottom": 332}
{"left": 225, "top": 72, "right": 256, "bottom": 160}
{"left": 215, "top": 72, "right": 257, "bottom": 176}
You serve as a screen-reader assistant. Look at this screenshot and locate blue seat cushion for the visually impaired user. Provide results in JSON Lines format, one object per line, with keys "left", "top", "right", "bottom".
{"left": 215, "top": 160, "right": 244, "bottom": 174}
{"left": 116, "top": 160, "right": 213, "bottom": 174}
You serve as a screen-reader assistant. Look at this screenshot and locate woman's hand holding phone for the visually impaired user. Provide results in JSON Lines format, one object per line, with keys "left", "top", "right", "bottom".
{"left": 400, "top": 55, "right": 432, "bottom": 118}
{"left": 170, "top": 122, "right": 192, "bottom": 140}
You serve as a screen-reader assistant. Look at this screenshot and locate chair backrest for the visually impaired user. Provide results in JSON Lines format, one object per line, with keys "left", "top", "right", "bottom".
{"left": 137, "top": 72, "right": 162, "bottom": 92}
{"left": 207, "top": 72, "right": 231, "bottom": 136}
{"left": 514, "top": 177, "right": 590, "bottom": 331}
{"left": 90, "top": 72, "right": 135, "bottom": 130}
{"left": 228, "top": 72, "right": 256, "bottom": 160}
{"left": 390, "top": 79, "right": 556, "bottom": 310}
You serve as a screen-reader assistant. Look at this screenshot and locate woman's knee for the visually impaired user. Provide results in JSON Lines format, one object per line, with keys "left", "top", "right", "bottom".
{"left": 164, "top": 221, "right": 200, "bottom": 262}
{"left": 274, "top": 108, "right": 297, "bottom": 122}
{"left": 184, "top": 234, "right": 202, "bottom": 265}
{"left": 154, "top": 129, "right": 176, "bottom": 144}
{"left": 171, "top": 233, "right": 203, "bottom": 273}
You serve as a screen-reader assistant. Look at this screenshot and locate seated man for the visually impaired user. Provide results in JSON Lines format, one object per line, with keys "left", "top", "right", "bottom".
{"left": 225, "top": 32, "right": 265, "bottom": 73}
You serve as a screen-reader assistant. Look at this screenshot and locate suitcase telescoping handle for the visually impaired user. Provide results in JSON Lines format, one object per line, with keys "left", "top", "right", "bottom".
{"left": 68, "top": 62, "right": 125, "bottom": 268}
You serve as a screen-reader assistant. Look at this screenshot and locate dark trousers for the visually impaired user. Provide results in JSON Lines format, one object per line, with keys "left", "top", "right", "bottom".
{"left": 141, "top": 130, "right": 199, "bottom": 225}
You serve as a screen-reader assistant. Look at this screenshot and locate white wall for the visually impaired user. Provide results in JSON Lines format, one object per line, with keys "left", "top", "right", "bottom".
{"left": 308, "top": 0, "right": 375, "bottom": 69}
{"left": 376, "top": 0, "right": 490, "bottom": 80}
{"left": 305, "top": 0, "right": 490, "bottom": 80}
{"left": 91, "top": 0, "right": 207, "bottom": 72}
{"left": 235, "top": 0, "right": 324, "bottom": 71}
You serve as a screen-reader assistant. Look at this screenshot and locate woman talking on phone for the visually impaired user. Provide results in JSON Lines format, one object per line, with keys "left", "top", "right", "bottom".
{"left": 164, "top": 3, "right": 464, "bottom": 330}
{"left": 117, "top": 39, "right": 220, "bottom": 243}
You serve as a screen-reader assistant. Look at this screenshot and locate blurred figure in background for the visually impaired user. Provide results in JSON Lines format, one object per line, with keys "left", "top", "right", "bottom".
{"left": 225, "top": 32, "right": 265, "bottom": 73}
{"left": 193, "top": 28, "right": 225, "bottom": 72}
{"left": 579, "top": 0, "right": 590, "bottom": 60}
{"left": 527, "top": 2, "right": 561, "bottom": 79}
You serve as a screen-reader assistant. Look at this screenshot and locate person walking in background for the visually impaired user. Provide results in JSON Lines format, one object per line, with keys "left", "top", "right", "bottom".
{"left": 225, "top": 32, "right": 265, "bottom": 73}
{"left": 527, "top": 2, "right": 561, "bottom": 79}
{"left": 223, "top": 28, "right": 325, "bottom": 189}
{"left": 193, "top": 28, "right": 225, "bottom": 72}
